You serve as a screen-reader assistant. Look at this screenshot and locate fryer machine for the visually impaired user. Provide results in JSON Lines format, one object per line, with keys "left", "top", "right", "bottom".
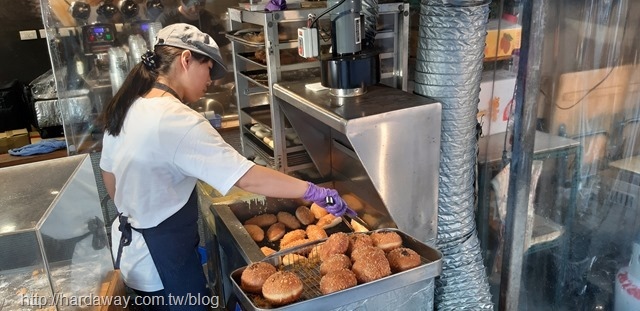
{"left": 202, "top": 78, "right": 442, "bottom": 310}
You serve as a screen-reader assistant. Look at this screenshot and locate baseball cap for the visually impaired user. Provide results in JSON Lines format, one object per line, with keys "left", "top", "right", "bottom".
{"left": 154, "top": 23, "right": 227, "bottom": 80}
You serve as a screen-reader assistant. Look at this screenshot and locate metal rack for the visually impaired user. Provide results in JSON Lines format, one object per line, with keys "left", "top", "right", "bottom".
{"left": 228, "top": 4, "right": 410, "bottom": 174}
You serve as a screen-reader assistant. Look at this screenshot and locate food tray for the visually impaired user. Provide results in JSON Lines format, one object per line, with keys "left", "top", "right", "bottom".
{"left": 238, "top": 51, "right": 267, "bottom": 67}
{"left": 226, "top": 29, "right": 265, "bottom": 47}
{"left": 242, "top": 105, "right": 272, "bottom": 129}
{"left": 230, "top": 228, "right": 442, "bottom": 310}
{"left": 240, "top": 70, "right": 270, "bottom": 88}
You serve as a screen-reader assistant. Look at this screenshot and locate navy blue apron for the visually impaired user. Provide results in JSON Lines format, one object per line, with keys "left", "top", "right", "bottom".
{"left": 115, "top": 188, "right": 209, "bottom": 310}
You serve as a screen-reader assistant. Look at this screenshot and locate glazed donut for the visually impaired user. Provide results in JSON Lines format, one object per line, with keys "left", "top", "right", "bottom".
{"left": 282, "top": 253, "right": 307, "bottom": 266}
{"left": 262, "top": 271, "right": 303, "bottom": 306}
{"left": 320, "top": 269, "right": 357, "bottom": 295}
{"left": 351, "top": 249, "right": 391, "bottom": 283}
{"left": 319, "top": 253, "right": 351, "bottom": 276}
{"left": 370, "top": 231, "right": 403, "bottom": 252}
{"left": 266, "top": 222, "right": 286, "bottom": 242}
{"left": 240, "top": 262, "right": 277, "bottom": 294}
{"left": 277, "top": 211, "right": 302, "bottom": 230}
{"left": 305, "top": 224, "right": 328, "bottom": 241}
{"left": 316, "top": 214, "right": 341, "bottom": 229}
{"left": 244, "top": 224, "right": 264, "bottom": 242}
{"left": 261, "top": 246, "right": 277, "bottom": 257}
{"left": 295, "top": 206, "right": 315, "bottom": 225}
{"left": 387, "top": 247, "right": 422, "bottom": 273}
{"left": 348, "top": 233, "right": 373, "bottom": 254}
{"left": 280, "top": 229, "right": 307, "bottom": 249}
{"left": 341, "top": 193, "right": 364, "bottom": 212}
{"left": 319, "top": 232, "right": 349, "bottom": 261}
{"left": 350, "top": 245, "right": 385, "bottom": 263}
{"left": 350, "top": 219, "right": 369, "bottom": 233}
{"left": 310, "top": 203, "right": 328, "bottom": 219}
{"left": 245, "top": 214, "right": 277, "bottom": 227}
{"left": 280, "top": 238, "right": 312, "bottom": 255}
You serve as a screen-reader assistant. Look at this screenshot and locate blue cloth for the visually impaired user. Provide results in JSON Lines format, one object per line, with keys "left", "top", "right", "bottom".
{"left": 8, "top": 139, "right": 66, "bottom": 156}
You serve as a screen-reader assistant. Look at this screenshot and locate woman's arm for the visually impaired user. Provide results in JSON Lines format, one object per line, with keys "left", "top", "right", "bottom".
{"left": 234, "top": 165, "right": 308, "bottom": 198}
{"left": 101, "top": 170, "right": 116, "bottom": 201}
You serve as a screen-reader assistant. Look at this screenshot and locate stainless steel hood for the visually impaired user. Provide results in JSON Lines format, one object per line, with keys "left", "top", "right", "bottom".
{"left": 274, "top": 79, "right": 442, "bottom": 244}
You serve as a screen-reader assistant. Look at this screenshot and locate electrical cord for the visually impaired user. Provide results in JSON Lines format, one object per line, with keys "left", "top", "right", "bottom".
{"left": 554, "top": 66, "right": 615, "bottom": 111}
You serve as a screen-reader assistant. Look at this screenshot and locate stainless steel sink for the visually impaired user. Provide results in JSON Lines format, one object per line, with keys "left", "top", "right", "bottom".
{"left": 189, "top": 83, "right": 238, "bottom": 121}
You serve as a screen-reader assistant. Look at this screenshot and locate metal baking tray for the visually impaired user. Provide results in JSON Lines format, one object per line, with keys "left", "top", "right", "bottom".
{"left": 230, "top": 228, "right": 442, "bottom": 310}
{"left": 226, "top": 28, "right": 265, "bottom": 47}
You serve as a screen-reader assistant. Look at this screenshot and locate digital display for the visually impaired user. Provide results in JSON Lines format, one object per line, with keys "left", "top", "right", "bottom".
{"left": 93, "top": 27, "right": 104, "bottom": 33}
{"left": 140, "top": 23, "right": 149, "bottom": 31}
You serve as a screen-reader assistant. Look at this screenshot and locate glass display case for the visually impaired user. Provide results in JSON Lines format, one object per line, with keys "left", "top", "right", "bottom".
{"left": 0, "top": 155, "right": 113, "bottom": 310}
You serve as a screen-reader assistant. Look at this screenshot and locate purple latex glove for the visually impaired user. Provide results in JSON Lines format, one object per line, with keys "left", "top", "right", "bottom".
{"left": 302, "top": 182, "right": 356, "bottom": 217}
{"left": 265, "top": 0, "right": 286, "bottom": 11}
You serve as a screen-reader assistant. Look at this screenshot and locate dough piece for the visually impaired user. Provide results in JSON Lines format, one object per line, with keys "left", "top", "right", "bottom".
{"left": 341, "top": 193, "right": 364, "bottom": 212}
{"left": 305, "top": 224, "right": 328, "bottom": 241}
{"left": 351, "top": 219, "right": 369, "bottom": 233}
{"left": 370, "top": 231, "right": 403, "bottom": 252}
{"left": 316, "top": 214, "right": 341, "bottom": 229}
{"left": 244, "top": 224, "right": 264, "bottom": 242}
{"left": 320, "top": 253, "right": 351, "bottom": 276}
{"left": 387, "top": 247, "right": 422, "bottom": 273}
{"left": 262, "top": 271, "right": 303, "bottom": 306}
{"left": 295, "top": 206, "right": 315, "bottom": 225}
{"left": 310, "top": 203, "right": 329, "bottom": 219}
{"left": 280, "top": 238, "right": 312, "bottom": 255}
{"left": 280, "top": 229, "right": 307, "bottom": 249}
{"left": 245, "top": 214, "right": 277, "bottom": 227}
{"left": 282, "top": 253, "right": 306, "bottom": 266}
{"left": 320, "top": 269, "right": 357, "bottom": 295}
{"left": 240, "top": 262, "right": 277, "bottom": 294}
{"left": 267, "top": 222, "right": 286, "bottom": 242}
{"left": 277, "top": 211, "right": 302, "bottom": 230}
{"left": 261, "top": 246, "right": 277, "bottom": 257}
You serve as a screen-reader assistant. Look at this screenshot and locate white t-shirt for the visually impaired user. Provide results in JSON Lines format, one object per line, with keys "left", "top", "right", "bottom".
{"left": 100, "top": 96, "right": 254, "bottom": 291}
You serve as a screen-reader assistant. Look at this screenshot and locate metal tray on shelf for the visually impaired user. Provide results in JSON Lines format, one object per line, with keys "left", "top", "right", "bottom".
{"left": 241, "top": 105, "right": 272, "bottom": 129}
{"left": 238, "top": 51, "right": 267, "bottom": 67}
{"left": 230, "top": 228, "right": 442, "bottom": 311}
{"left": 240, "top": 70, "right": 269, "bottom": 89}
{"left": 244, "top": 132, "right": 274, "bottom": 158}
{"left": 226, "top": 29, "right": 265, "bottom": 47}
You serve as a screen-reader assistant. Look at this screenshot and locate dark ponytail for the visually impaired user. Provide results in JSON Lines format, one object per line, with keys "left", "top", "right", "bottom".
{"left": 98, "top": 46, "right": 188, "bottom": 136}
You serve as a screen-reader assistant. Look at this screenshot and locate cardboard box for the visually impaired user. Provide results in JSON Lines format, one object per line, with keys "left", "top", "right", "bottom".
{"left": 477, "top": 70, "right": 517, "bottom": 136}
{"left": 0, "top": 129, "right": 30, "bottom": 154}
{"left": 484, "top": 19, "right": 521, "bottom": 60}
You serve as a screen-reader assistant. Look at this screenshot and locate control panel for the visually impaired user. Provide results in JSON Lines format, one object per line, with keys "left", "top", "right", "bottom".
{"left": 82, "top": 23, "right": 117, "bottom": 54}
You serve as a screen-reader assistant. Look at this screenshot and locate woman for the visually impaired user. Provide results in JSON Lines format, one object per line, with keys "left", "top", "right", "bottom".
{"left": 98, "top": 23, "right": 351, "bottom": 310}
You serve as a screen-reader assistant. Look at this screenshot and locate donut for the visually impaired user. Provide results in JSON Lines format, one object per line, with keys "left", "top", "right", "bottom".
{"left": 267, "top": 222, "right": 286, "bottom": 242}
{"left": 351, "top": 249, "right": 391, "bottom": 283}
{"left": 316, "top": 214, "right": 341, "bottom": 229}
{"left": 350, "top": 245, "right": 385, "bottom": 263}
{"left": 319, "top": 232, "right": 349, "bottom": 261}
{"left": 320, "top": 269, "right": 357, "bottom": 295}
{"left": 262, "top": 271, "right": 303, "bottom": 306}
{"left": 280, "top": 229, "right": 306, "bottom": 249}
{"left": 295, "top": 206, "right": 315, "bottom": 225}
{"left": 310, "top": 203, "right": 328, "bottom": 219}
{"left": 348, "top": 233, "right": 373, "bottom": 254}
{"left": 240, "top": 262, "right": 277, "bottom": 294}
{"left": 261, "top": 246, "right": 276, "bottom": 257}
{"left": 370, "top": 231, "right": 403, "bottom": 252}
{"left": 277, "top": 212, "right": 301, "bottom": 230}
{"left": 305, "top": 224, "right": 328, "bottom": 241}
{"left": 320, "top": 253, "right": 351, "bottom": 275}
{"left": 245, "top": 214, "right": 277, "bottom": 227}
{"left": 244, "top": 224, "right": 264, "bottom": 242}
{"left": 387, "top": 247, "right": 422, "bottom": 273}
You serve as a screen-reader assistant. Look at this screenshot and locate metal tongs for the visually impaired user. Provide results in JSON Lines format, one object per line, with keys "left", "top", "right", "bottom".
{"left": 325, "top": 196, "right": 369, "bottom": 232}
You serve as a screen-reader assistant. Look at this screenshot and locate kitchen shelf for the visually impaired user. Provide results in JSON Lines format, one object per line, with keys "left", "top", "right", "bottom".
{"left": 229, "top": 4, "right": 409, "bottom": 173}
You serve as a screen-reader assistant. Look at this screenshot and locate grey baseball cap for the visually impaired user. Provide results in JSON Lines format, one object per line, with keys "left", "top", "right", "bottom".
{"left": 154, "top": 23, "right": 227, "bottom": 80}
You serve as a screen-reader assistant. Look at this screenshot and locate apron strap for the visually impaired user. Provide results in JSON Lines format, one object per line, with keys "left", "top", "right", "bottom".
{"left": 114, "top": 213, "right": 134, "bottom": 269}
